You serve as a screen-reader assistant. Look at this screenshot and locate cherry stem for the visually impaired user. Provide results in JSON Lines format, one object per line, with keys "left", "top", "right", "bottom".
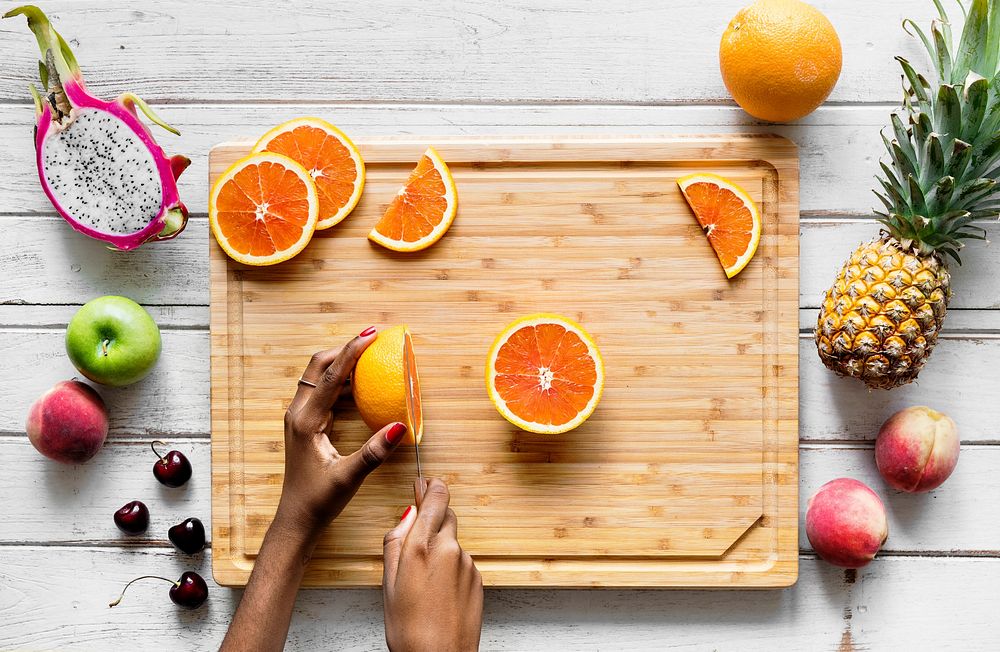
{"left": 109, "top": 575, "right": 178, "bottom": 608}
{"left": 151, "top": 440, "right": 168, "bottom": 464}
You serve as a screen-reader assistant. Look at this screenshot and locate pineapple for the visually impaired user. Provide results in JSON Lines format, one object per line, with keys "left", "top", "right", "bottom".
{"left": 816, "top": 0, "right": 1000, "bottom": 390}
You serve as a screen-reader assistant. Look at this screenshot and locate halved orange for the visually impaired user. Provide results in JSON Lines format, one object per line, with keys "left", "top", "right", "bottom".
{"left": 368, "top": 147, "right": 457, "bottom": 252}
{"left": 352, "top": 325, "right": 423, "bottom": 445}
{"left": 486, "top": 314, "right": 605, "bottom": 434}
{"left": 209, "top": 152, "right": 318, "bottom": 266}
{"left": 252, "top": 117, "right": 365, "bottom": 230}
{"left": 677, "top": 173, "right": 761, "bottom": 278}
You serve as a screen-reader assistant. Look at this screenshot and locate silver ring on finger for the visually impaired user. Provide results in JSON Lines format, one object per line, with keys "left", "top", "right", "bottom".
{"left": 297, "top": 377, "right": 318, "bottom": 388}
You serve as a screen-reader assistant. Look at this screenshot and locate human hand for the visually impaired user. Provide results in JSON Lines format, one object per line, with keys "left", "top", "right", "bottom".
{"left": 382, "top": 478, "right": 484, "bottom": 652}
{"left": 275, "top": 327, "right": 408, "bottom": 539}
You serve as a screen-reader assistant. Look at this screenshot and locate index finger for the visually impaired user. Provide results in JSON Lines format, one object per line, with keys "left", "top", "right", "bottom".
{"left": 305, "top": 327, "right": 377, "bottom": 413}
{"left": 408, "top": 477, "right": 450, "bottom": 541}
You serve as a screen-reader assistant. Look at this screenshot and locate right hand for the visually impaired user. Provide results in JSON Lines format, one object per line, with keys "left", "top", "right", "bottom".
{"left": 382, "top": 478, "right": 483, "bottom": 652}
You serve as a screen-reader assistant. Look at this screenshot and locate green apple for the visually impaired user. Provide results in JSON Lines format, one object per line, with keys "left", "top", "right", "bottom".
{"left": 66, "top": 296, "right": 162, "bottom": 387}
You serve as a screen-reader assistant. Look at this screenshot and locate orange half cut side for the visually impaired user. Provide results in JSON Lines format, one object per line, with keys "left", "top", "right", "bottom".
{"left": 209, "top": 152, "right": 319, "bottom": 266}
{"left": 403, "top": 330, "right": 423, "bottom": 444}
{"left": 486, "top": 314, "right": 605, "bottom": 434}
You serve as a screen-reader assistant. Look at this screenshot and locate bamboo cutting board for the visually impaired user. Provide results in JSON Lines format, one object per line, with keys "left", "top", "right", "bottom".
{"left": 210, "top": 135, "right": 799, "bottom": 588}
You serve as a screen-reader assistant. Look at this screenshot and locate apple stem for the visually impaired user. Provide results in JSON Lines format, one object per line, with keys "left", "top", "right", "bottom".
{"left": 109, "top": 575, "right": 178, "bottom": 608}
{"left": 100, "top": 339, "right": 110, "bottom": 357}
{"left": 151, "top": 440, "right": 168, "bottom": 463}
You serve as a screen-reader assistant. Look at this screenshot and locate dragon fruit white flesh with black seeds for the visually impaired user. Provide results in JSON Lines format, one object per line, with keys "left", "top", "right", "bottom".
{"left": 5, "top": 5, "right": 190, "bottom": 250}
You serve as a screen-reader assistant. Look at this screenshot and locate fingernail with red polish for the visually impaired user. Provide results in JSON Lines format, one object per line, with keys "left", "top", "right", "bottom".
{"left": 359, "top": 326, "right": 377, "bottom": 338}
{"left": 386, "top": 422, "right": 407, "bottom": 445}
{"left": 400, "top": 505, "right": 413, "bottom": 522}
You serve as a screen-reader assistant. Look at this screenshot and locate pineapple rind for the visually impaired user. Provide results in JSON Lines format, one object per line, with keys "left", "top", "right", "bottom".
{"left": 816, "top": 237, "right": 951, "bottom": 389}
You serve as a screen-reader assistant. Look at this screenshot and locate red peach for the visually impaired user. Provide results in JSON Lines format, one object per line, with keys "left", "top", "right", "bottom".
{"left": 876, "top": 406, "right": 959, "bottom": 493}
{"left": 806, "top": 477, "right": 888, "bottom": 568}
{"left": 26, "top": 380, "right": 108, "bottom": 464}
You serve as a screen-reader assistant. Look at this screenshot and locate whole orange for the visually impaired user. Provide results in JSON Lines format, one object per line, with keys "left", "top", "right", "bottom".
{"left": 720, "top": 0, "right": 842, "bottom": 122}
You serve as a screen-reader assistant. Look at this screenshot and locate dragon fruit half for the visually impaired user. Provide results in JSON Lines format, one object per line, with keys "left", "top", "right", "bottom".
{"left": 5, "top": 5, "right": 190, "bottom": 250}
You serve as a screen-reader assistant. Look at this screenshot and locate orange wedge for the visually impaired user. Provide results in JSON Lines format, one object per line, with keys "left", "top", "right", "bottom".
{"left": 486, "top": 314, "right": 605, "bottom": 435}
{"left": 209, "top": 152, "right": 318, "bottom": 266}
{"left": 677, "top": 173, "right": 761, "bottom": 278}
{"left": 252, "top": 117, "right": 365, "bottom": 230}
{"left": 368, "top": 147, "right": 457, "bottom": 252}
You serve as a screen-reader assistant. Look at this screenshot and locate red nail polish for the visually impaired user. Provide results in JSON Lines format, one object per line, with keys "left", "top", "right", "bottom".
{"left": 359, "top": 326, "right": 377, "bottom": 338}
{"left": 400, "top": 505, "right": 413, "bottom": 522}
{"left": 385, "top": 422, "right": 407, "bottom": 445}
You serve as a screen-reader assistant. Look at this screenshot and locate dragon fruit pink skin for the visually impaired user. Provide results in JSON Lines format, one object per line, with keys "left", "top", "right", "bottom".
{"left": 6, "top": 5, "right": 190, "bottom": 251}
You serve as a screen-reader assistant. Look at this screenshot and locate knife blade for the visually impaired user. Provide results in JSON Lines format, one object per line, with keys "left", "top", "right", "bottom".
{"left": 414, "top": 433, "right": 423, "bottom": 482}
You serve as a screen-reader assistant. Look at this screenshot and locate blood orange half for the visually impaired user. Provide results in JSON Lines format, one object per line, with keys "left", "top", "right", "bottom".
{"left": 209, "top": 152, "right": 318, "bottom": 266}
{"left": 677, "top": 173, "right": 761, "bottom": 278}
{"left": 486, "top": 314, "right": 605, "bottom": 434}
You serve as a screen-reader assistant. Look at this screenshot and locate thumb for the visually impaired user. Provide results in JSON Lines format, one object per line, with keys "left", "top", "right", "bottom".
{"left": 383, "top": 504, "right": 417, "bottom": 590}
{"left": 346, "top": 421, "right": 407, "bottom": 481}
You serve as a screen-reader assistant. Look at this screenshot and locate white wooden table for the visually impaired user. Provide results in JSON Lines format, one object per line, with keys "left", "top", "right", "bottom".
{"left": 1, "top": 2, "right": 998, "bottom": 649}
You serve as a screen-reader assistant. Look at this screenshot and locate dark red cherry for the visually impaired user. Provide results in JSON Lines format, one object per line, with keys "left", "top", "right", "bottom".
{"left": 113, "top": 500, "right": 149, "bottom": 535}
{"left": 168, "top": 517, "right": 206, "bottom": 554}
{"left": 109, "top": 571, "right": 208, "bottom": 610}
{"left": 151, "top": 440, "right": 192, "bottom": 488}
{"left": 169, "top": 571, "right": 209, "bottom": 608}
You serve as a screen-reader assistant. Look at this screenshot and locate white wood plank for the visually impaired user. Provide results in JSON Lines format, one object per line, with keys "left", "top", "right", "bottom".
{"left": 0, "top": 546, "right": 996, "bottom": 650}
{"left": 0, "top": 329, "right": 209, "bottom": 436}
{"left": 0, "top": 304, "right": 208, "bottom": 329}
{"left": 799, "top": 444, "right": 1000, "bottom": 555}
{"left": 799, "top": 335, "right": 1000, "bottom": 442}
{"left": 4, "top": 437, "right": 997, "bottom": 553}
{"left": 0, "top": 103, "right": 922, "bottom": 216}
{"left": 2, "top": 327, "right": 997, "bottom": 441}
{"left": 0, "top": 216, "right": 212, "bottom": 309}
{"left": 0, "top": 438, "right": 210, "bottom": 545}
{"left": 0, "top": 1, "right": 936, "bottom": 104}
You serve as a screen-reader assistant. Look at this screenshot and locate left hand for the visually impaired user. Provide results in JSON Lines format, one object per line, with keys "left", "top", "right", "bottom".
{"left": 275, "top": 328, "right": 408, "bottom": 537}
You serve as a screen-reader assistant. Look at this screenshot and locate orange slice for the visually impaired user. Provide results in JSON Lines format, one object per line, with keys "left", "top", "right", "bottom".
{"left": 252, "top": 117, "right": 365, "bottom": 230}
{"left": 368, "top": 147, "right": 457, "bottom": 252}
{"left": 486, "top": 314, "right": 605, "bottom": 434}
{"left": 677, "top": 173, "right": 761, "bottom": 278}
{"left": 209, "top": 152, "right": 318, "bottom": 266}
{"left": 352, "top": 325, "right": 423, "bottom": 445}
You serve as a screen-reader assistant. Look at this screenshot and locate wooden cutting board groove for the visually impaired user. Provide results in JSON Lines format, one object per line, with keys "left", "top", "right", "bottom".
{"left": 210, "top": 135, "right": 799, "bottom": 587}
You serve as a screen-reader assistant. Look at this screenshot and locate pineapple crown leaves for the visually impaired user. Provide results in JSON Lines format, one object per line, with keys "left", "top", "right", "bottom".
{"left": 875, "top": 0, "right": 1000, "bottom": 264}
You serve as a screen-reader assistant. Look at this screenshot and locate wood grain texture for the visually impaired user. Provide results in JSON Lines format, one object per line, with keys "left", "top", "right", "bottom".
{"left": 2, "top": 546, "right": 998, "bottom": 650}
{"left": 0, "top": 103, "right": 960, "bottom": 215}
{"left": 0, "top": 1, "right": 935, "bottom": 104}
{"left": 5, "top": 438, "right": 996, "bottom": 554}
{"left": 210, "top": 135, "right": 799, "bottom": 587}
